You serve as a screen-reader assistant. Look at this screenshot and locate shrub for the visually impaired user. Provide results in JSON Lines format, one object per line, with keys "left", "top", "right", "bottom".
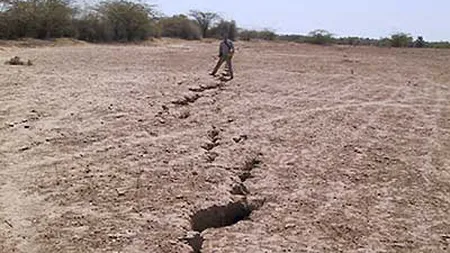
{"left": 158, "top": 15, "right": 201, "bottom": 40}
{"left": 94, "top": 0, "right": 156, "bottom": 42}
{"left": 209, "top": 20, "right": 237, "bottom": 40}
{"left": 0, "top": 0, "right": 75, "bottom": 39}
{"left": 238, "top": 29, "right": 277, "bottom": 41}
{"left": 414, "top": 36, "right": 426, "bottom": 48}
{"left": 390, "top": 33, "right": 413, "bottom": 48}
{"left": 188, "top": 10, "right": 220, "bottom": 38}
{"left": 306, "top": 29, "right": 334, "bottom": 45}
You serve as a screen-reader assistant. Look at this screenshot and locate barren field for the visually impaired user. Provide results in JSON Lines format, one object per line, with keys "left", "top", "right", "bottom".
{"left": 1, "top": 40, "right": 449, "bottom": 253}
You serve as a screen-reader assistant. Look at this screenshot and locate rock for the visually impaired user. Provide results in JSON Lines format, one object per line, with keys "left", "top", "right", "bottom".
{"left": 285, "top": 223, "right": 296, "bottom": 229}
{"left": 19, "top": 146, "right": 30, "bottom": 152}
{"left": 201, "top": 142, "right": 218, "bottom": 151}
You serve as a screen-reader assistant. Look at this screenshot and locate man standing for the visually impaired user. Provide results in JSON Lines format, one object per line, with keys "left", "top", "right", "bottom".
{"left": 210, "top": 34, "right": 234, "bottom": 80}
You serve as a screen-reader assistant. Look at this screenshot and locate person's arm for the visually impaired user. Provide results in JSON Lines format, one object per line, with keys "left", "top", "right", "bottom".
{"left": 229, "top": 40, "right": 235, "bottom": 54}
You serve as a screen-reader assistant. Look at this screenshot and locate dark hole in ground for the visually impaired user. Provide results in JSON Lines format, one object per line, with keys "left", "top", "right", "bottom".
{"left": 190, "top": 200, "right": 253, "bottom": 233}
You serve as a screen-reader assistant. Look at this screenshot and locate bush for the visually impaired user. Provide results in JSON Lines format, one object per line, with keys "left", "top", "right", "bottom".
{"left": 428, "top": 42, "right": 450, "bottom": 49}
{"left": 377, "top": 38, "right": 392, "bottom": 47}
{"left": 414, "top": 36, "right": 426, "bottom": 48}
{"left": 390, "top": 33, "right": 413, "bottom": 48}
{"left": 188, "top": 10, "right": 220, "bottom": 38}
{"left": 0, "top": 0, "right": 75, "bottom": 39}
{"left": 306, "top": 29, "right": 334, "bottom": 45}
{"left": 74, "top": 13, "right": 112, "bottom": 42}
{"left": 209, "top": 20, "right": 237, "bottom": 40}
{"left": 94, "top": 0, "right": 156, "bottom": 42}
{"left": 239, "top": 29, "right": 277, "bottom": 41}
{"left": 158, "top": 15, "right": 201, "bottom": 40}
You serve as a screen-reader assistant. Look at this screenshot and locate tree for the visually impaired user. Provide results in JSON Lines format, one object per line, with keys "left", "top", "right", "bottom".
{"left": 0, "top": 0, "right": 75, "bottom": 39}
{"left": 414, "top": 36, "right": 426, "bottom": 48}
{"left": 95, "top": 0, "right": 157, "bottom": 41}
{"left": 307, "top": 29, "right": 334, "bottom": 45}
{"left": 188, "top": 10, "right": 220, "bottom": 38}
{"left": 158, "top": 14, "right": 201, "bottom": 40}
{"left": 390, "top": 33, "right": 413, "bottom": 48}
{"left": 209, "top": 19, "right": 237, "bottom": 40}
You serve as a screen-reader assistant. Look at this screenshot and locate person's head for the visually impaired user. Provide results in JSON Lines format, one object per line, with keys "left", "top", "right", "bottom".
{"left": 221, "top": 32, "right": 228, "bottom": 41}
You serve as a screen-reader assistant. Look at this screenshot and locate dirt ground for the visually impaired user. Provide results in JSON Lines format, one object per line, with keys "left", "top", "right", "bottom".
{"left": 0, "top": 39, "right": 449, "bottom": 253}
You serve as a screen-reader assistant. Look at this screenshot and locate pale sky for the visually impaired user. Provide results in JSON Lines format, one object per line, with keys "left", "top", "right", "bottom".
{"left": 152, "top": 0, "right": 449, "bottom": 41}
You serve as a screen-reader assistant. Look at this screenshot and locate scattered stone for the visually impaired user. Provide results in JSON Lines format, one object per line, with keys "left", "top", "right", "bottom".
{"left": 207, "top": 126, "right": 220, "bottom": 143}
{"left": 205, "top": 151, "right": 219, "bottom": 162}
{"left": 233, "top": 134, "right": 248, "bottom": 143}
{"left": 189, "top": 86, "right": 205, "bottom": 92}
{"left": 284, "top": 223, "right": 296, "bottom": 229}
{"left": 19, "top": 146, "right": 30, "bottom": 152}
{"left": 178, "top": 110, "right": 190, "bottom": 119}
{"left": 115, "top": 188, "right": 126, "bottom": 197}
{"left": 5, "top": 56, "right": 32, "bottom": 66}
{"left": 201, "top": 142, "right": 218, "bottom": 151}
{"left": 230, "top": 183, "right": 250, "bottom": 196}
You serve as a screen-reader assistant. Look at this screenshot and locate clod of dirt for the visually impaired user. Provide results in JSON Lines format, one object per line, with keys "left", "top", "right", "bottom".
{"left": 237, "top": 155, "right": 262, "bottom": 182}
{"left": 233, "top": 134, "right": 248, "bottom": 143}
{"left": 18, "top": 146, "right": 30, "bottom": 152}
{"left": 238, "top": 171, "right": 253, "bottom": 182}
{"left": 201, "top": 142, "right": 219, "bottom": 151}
{"left": 172, "top": 93, "right": 201, "bottom": 106}
{"left": 207, "top": 126, "right": 220, "bottom": 143}
{"left": 184, "top": 93, "right": 201, "bottom": 103}
{"left": 189, "top": 86, "right": 205, "bottom": 92}
{"left": 178, "top": 110, "right": 190, "bottom": 119}
{"left": 242, "top": 156, "right": 262, "bottom": 172}
{"left": 205, "top": 151, "right": 219, "bottom": 163}
{"left": 5, "top": 56, "right": 32, "bottom": 66}
{"left": 180, "top": 231, "right": 204, "bottom": 253}
{"left": 230, "top": 182, "right": 250, "bottom": 196}
{"left": 199, "top": 82, "right": 222, "bottom": 91}
{"left": 190, "top": 198, "right": 261, "bottom": 233}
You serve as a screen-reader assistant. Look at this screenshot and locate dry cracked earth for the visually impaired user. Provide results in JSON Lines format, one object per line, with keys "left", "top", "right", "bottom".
{"left": 0, "top": 40, "right": 449, "bottom": 253}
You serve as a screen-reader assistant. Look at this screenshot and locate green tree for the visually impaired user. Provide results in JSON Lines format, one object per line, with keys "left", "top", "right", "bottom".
{"left": 307, "top": 29, "right": 334, "bottom": 45}
{"left": 188, "top": 10, "right": 220, "bottom": 38}
{"left": 0, "top": 0, "right": 74, "bottom": 39}
{"left": 390, "top": 33, "right": 413, "bottom": 48}
{"left": 158, "top": 14, "right": 201, "bottom": 40}
{"left": 95, "top": 0, "right": 156, "bottom": 42}
{"left": 414, "top": 36, "right": 426, "bottom": 48}
{"left": 209, "top": 19, "right": 237, "bottom": 40}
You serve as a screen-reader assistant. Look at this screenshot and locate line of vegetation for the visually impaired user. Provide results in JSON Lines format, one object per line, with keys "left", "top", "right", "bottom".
{"left": 0, "top": 0, "right": 448, "bottom": 48}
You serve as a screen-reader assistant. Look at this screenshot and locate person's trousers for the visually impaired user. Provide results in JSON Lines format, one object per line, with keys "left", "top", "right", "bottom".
{"left": 212, "top": 55, "right": 233, "bottom": 77}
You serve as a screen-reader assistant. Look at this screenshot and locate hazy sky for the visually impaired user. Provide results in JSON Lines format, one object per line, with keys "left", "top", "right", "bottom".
{"left": 152, "top": 0, "right": 449, "bottom": 41}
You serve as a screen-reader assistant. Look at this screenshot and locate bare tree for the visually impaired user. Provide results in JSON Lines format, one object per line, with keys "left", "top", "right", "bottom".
{"left": 188, "top": 10, "right": 220, "bottom": 38}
